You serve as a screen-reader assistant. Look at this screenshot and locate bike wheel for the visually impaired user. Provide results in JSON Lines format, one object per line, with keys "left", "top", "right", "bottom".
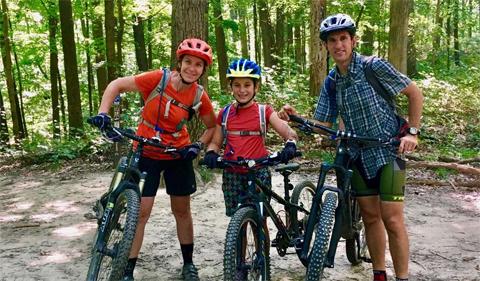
{"left": 224, "top": 207, "right": 271, "bottom": 281}
{"left": 86, "top": 187, "right": 140, "bottom": 281}
{"left": 291, "top": 180, "right": 316, "bottom": 235}
{"left": 345, "top": 198, "right": 369, "bottom": 265}
{"left": 305, "top": 192, "right": 338, "bottom": 281}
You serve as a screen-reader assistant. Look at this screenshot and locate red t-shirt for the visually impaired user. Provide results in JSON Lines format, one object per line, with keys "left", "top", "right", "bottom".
{"left": 134, "top": 69, "right": 214, "bottom": 160}
{"left": 216, "top": 102, "right": 274, "bottom": 161}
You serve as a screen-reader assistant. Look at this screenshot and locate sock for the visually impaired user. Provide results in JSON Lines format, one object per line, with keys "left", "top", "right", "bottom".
{"left": 396, "top": 278, "right": 408, "bottom": 281}
{"left": 373, "top": 270, "right": 387, "bottom": 281}
{"left": 124, "top": 257, "right": 137, "bottom": 276}
{"left": 180, "top": 243, "right": 194, "bottom": 264}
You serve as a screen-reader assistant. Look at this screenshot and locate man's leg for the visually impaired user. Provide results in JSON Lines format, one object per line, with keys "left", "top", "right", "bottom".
{"left": 380, "top": 201, "right": 409, "bottom": 279}
{"left": 357, "top": 196, "right": 386, "bottom": 271}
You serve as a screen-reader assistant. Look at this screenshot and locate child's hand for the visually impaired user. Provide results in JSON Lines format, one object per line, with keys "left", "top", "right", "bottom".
{"left": 278, "top": 105, "right": 297, "bottom": 121}
{"left": 279, "top": 140, "right": 297, "bottom": 163}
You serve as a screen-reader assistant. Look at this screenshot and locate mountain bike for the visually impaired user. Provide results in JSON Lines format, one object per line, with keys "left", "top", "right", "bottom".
{"left": 288, "top": 114, "right": 400, "bottom": 280}
{"left": 86, "top": 120, "right": 178, "bottom": 281}
{"left": 201, "top": 152, "right": 326, "bottom": 281}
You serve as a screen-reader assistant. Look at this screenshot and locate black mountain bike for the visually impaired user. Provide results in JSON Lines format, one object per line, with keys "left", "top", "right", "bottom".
{"left": 288, "top": 114, "right": 400, "bottom": 281}
{"left": 201, "top": 152, "right": 324, "bottom": 281}
{"left": 86, "top": 120, "right": 178, "bottom": 281}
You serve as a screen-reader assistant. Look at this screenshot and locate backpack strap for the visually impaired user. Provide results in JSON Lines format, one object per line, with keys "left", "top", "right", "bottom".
{"left": 362, "top": 56, "right": 397, "bottom": 111}
{"left": 221, "top": 103, "right": 267, "bottom": 147}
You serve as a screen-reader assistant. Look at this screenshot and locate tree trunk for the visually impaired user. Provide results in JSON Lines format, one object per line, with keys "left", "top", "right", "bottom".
{"left": 48, "top": 11, "right": 61, "bottom": 137}
{"left": 407, "top": 0, "right": 418, "bottom": 77}
{"left": 257, "top": 0, "right": 274, "bottom": 67}
{"left": 81, "top": 1, "right": 95, "bottom": 116}
{"left": 59, "top": 0, "right": 83, "bottom": 135}
{"left": 446, "top": 0, "right": 451, "bottom": 70}
{"left": 116, "top": 0, "right": 124, "bottom": 75}
{"left": 0, "top": 0, "right": 24, "bottom": 140}
{"left": 294, "top": 21, "right": 302, "bottom": 72}
{"left": 11, "top": 21, "right": 27, "bottom": 138}
{"left": 309, "top": 0, "right": 327, "bottom": 98}
{"left": 432, "top": 0, "right": 442, "bottom": 63}
{"left": 388, "top": 0, "right": 409, "bottom": 74}
{"left": 213, "top": 0, "right": 228, "bottom": 92}
{"left": 147, "top": 18, "right": 153, "bottom": 69}
{"left": 133, "top": 16, "right": 148, "bottom": 72}
{"left": 253, "top": 0, "right": 261, "bottom": 64}
{"left": 360, "top": 1, "right": 376, "bottom": 55}
{"left": 58, "top": 72, "right": 67, "bottom": 133}
{"left": 171, "top": 0, "right": 208, "bottom": 141}
{"left": 105, "top": 0, "right": 116, "bottom": 83}
{"left": 452, "top": 0, "right": 460, "bottom": 65}
{"left": 0, "top": 89, "right": 8, "bottom": 146}
{"left": 275, "top": 4, "right": 285, "bottom": 59}
{"left": 238, "top": 6, "right": 249, "bottom": 58}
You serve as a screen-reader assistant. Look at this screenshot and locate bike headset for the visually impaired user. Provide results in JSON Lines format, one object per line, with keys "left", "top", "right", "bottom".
{"left": 319, "top": 13, "right": 356, "bottom": 42}
{"left": 175, "top": 38, "right": 213, "bottom": 85}
{"left": 226, "top": 58, "right": 262, "bottom": 107}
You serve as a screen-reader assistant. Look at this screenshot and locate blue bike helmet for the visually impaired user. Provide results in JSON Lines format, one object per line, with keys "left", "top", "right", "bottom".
{"left": 319, "top": 14, "right": 356, "bottom": 41}
{"left": 226, "top": 58, "right": 261, "bottom": 80}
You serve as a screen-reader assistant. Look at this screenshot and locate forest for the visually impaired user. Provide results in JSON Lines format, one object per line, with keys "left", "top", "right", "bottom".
{"left": 0, "top": 0, "right": 479, "bottom": 171}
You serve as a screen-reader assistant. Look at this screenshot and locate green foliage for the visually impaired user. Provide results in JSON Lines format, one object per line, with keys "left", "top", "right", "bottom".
{"left": 432, "top": 167, "right": 457, "bottom": 180}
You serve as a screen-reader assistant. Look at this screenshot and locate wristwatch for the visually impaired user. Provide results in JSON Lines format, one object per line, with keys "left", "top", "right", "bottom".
{"left": 407, "top": 127, "right": 420, "bottom": 136}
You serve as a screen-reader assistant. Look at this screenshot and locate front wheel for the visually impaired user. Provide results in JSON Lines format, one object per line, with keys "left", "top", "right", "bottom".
{"left": 345, "top": 198, "right": 369, "bottom": 265}
{"left": 305, "top": 192, "right": 338, "bottom": 281}
{"left": 86, "top": 186, "right": 140, "bottom": 281}
{"left": 224, "top": 207, "right": 271, "bottom": 281}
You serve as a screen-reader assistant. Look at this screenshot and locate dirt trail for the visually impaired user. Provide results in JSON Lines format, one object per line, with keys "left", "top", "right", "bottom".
{"left": 0, "top": 166, "right": 479, "bottom": 281}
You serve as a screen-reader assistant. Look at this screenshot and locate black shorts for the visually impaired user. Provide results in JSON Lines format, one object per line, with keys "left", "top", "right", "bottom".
{"left": 138, "top": 157, "right": 197, "bottom": 197}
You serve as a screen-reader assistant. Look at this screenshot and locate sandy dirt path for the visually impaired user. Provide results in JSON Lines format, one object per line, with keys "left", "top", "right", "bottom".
{"left": 0, "top": 167, "right": 479, "bottom": 281}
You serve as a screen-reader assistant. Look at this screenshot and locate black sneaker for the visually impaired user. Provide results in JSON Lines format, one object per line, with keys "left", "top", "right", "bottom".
{"left": 181, "top": 263, "right": 200, "bottom": 281}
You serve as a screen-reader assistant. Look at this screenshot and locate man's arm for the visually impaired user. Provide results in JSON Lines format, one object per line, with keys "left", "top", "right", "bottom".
{"left": 399, "top": 81, "right": 423, "bottom": 153}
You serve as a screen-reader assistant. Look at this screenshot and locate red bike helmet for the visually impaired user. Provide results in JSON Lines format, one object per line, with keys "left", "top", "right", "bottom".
{"left": 176, "top": 38, "right": 213, "bottom": 66}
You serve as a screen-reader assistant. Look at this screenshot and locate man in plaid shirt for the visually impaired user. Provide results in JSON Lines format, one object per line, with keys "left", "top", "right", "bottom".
{"left": 279, "top": 13, "right": 423, "bottom": 281}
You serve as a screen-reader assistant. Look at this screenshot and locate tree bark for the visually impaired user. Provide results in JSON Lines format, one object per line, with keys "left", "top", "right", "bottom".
{"left": 91, "top": 2, "right": 108, "bottom": 103}
{"left": 257, "top": 0, "right": 275, "bottom": 67}
{"left": 116, "top": 0, "right": 124, "bottom": 75}
{"left": 133, "top": 16, "right": 148, "bottom": 72}
{"left": 0, "top": 0, "right": 24, "bottom": 140}
{"left": 171, "top": 0, "right": 209, "bottom": 141}
{"left": 309, "top": 0, "right": 327, "bottom": 98}
{"left": 59, "top": 0, "right": 83, "bottom": 135}
{"left": 432, "top": 0, "right": 442, "bottom": 63}
{"left": 81, "top": 1, "right": 95, "bottom": 117}
{"left": 105, "top": 0, "right": 116, "bottom": 83}
{"left": 48, "top": 4, "right": 61, "bottom": 137}
{"left": 407, "top": 0, "right": 418, "bottom": 77}
{"left": 212, "top": 0, "right": 228, "bottom": 92}
{"left": 0, "top": 89, "right": 8, "bottom": 146}
{"left": 388, "top": 0, "right": 409, "bottom": 74}
{"left": 238, "top": 6, "right": 249, "bottom": 58}
{"left": 275, "top": 4, "right": 285, "bottom": 59}
{"left": 253, "top": 0, "right": 261, "bottom": 64}
{"left": 452, "top": 0, "right": 460, "bottom": 65}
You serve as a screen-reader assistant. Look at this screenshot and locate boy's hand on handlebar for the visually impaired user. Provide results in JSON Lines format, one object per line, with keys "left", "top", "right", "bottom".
{"left": 279, "top": 140, "right": 297, "bottom": 163}
{"left": 203, "top": 150, "right": 220, "bottom": 168}
{"left": 278, "top": 105, "right": 298, "bottom": 121}
{"left": 179, "top": 141, "right": 203, "bottom": 160}
{"left": 89, "top": 113, "right": 112, "bottom": 130}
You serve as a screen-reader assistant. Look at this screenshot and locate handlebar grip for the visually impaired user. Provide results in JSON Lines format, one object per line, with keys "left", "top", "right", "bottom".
{"left": 288, "top": 114, "right": 305, "bottom": 123}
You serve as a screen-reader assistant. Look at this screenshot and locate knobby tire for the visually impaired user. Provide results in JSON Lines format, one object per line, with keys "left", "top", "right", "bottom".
{"left": 305, "top": 192, "right": 338, "bottom": 281}
{"left": 86, "top": 187, "right": 140, "bottom": 281}
{"left": 224, "top": 207, "right": 271, "bottom": 281}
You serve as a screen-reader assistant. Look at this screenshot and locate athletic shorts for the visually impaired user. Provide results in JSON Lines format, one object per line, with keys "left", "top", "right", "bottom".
{"left": 350, "top": 157, "right": 406, "bottom": 202}
{"left": 138, "top": 156, "right": 196, "bottom": 197}
{"left": 222, "top": 168, "right": 271, "bottom": 217}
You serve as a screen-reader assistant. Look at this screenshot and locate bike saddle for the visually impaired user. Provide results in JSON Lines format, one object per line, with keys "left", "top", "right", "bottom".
{"left": 275, "top": 163, "right": 300, "bottom": 173}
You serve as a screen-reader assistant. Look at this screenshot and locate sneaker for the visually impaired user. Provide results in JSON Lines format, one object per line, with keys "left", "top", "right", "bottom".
{"left": 181, "top": 263, "right": 200, "bottom": 281}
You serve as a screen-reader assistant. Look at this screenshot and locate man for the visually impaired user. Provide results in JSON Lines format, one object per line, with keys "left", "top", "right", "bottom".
{"left": 279, "top": 14, "right": 423, "bottom": 281}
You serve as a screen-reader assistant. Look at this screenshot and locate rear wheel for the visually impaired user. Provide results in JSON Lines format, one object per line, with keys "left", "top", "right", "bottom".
{"left": 305, "top": 192, "right": 338, "bottom": 281}
{"left": 346, "top": 198, "right": 369, "bottom": 265}
{"left": 224, "top": 207, "right": 270, "bottom": 281}
{"left": 86, "top": 186, "right": 140, "bottom": 281}
{"left": 290, "top": 181, "right": 316, "bottom": 236}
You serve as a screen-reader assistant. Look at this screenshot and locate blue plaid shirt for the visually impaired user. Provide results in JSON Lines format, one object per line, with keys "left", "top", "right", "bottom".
{"left": 314, "top": 52, "right": 411, "bottom": 178}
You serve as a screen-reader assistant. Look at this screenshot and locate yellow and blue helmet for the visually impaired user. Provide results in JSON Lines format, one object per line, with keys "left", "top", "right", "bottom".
{"left": 226, "top": 58, "right": 261, "bottom": 80}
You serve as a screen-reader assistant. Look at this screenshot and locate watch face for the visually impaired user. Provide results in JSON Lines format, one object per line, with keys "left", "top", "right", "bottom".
{"left": 408, "top": 127, "right": 418, "bottom": 135}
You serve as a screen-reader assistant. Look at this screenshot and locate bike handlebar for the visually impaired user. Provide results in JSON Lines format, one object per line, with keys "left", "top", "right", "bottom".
{"left": 288, "top": 114, "right": 400, "bottom": 146}
{"left": 87, "top": 117, "right": 179, "bottom": 152}
{"left": 199, "top": 152, "right": 302, "bottom": 169}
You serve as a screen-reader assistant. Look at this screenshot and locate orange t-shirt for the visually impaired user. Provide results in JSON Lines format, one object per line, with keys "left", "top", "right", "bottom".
{"left": 134, "top": 69, "right": 214, "bottom": 160}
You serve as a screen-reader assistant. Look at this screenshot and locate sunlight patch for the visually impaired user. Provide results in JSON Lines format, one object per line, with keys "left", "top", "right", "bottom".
{"left": 45, "top": 200, "right": 80, "bottom": 212}
{"left": 9, "top": 201, "right": 34, "bottom": 211}
{"left": 0, "top": 214, "right": 24, "bottom": 222}
{"left": 31, "top": 213, "right": 60, "bottom": 222}
{"left": 30, "top": 251, "right": 82, "bottom": 266}
{"left": 53, "top": 222, "right": 97, "bottom": 238}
